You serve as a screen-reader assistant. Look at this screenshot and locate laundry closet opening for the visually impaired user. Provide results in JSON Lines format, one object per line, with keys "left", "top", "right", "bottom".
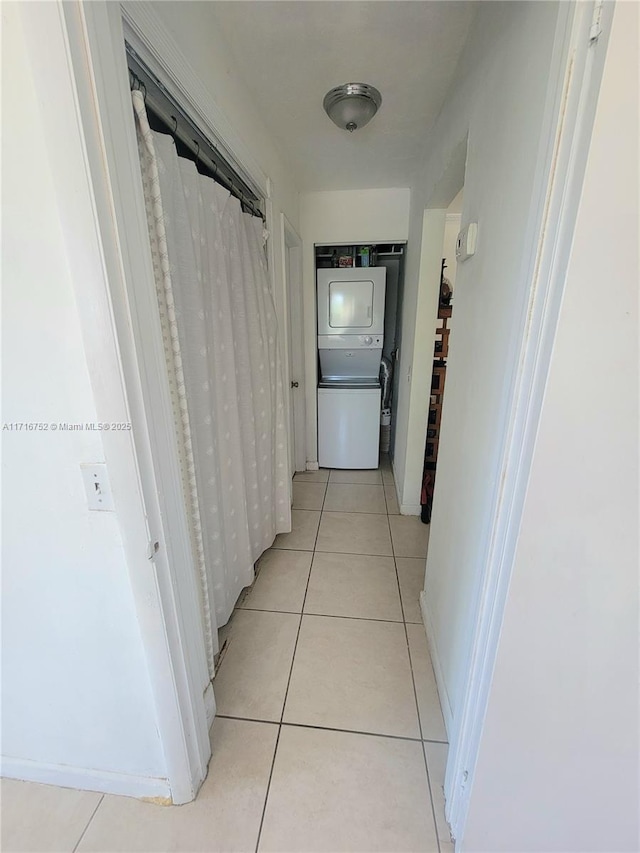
{"left": 315, "top": 242, "right": 406, "bottom": 472}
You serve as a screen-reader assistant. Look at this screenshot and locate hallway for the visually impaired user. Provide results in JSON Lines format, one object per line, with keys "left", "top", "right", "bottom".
{"left": 1, "top": 460, "right": 450, "bottom": 853}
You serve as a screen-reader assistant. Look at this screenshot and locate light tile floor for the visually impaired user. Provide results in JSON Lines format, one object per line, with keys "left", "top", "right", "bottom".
{"left": 1, "top": 461, "right": 451, "bottom": 853}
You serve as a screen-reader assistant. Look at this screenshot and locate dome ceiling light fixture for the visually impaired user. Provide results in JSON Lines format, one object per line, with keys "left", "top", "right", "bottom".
{"left": 323, "top": 83, "right": 382, "bottom": 133}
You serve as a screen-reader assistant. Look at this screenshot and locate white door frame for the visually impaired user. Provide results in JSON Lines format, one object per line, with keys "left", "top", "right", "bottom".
{"left": 281, "top": 215, "right": 306, "bottom": 473}
{"left": 58, "top": 0, "right": 276, "bottom": 802}
{"left": 57, "top": 1, "right": 212, "bottom": 803}
{"left": 443, "top": 0, "right": 615, "bottom": 844}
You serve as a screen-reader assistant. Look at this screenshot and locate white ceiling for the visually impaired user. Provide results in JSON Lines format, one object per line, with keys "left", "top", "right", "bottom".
{"left": 210, "top": 2, "right": 476, "bottom": 191}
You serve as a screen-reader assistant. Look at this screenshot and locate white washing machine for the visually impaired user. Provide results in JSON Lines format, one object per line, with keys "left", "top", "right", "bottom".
{"left": 316, "top": 267, "right": 387, "bottom": 469}
{"left": 318, "top": 381, "right": 382, "bottom": 469}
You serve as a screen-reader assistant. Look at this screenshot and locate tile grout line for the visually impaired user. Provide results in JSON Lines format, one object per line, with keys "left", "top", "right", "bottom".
{"left": 218, "top": 713, "right": 279, "bottom": 726}
{"left": 257, "top": 467, "right": 444, "bottom": 850}
{"left": 253, "top": 723, "right": 282, "bottom": 853}
{"left": 241, "top": 605, "right": 408, "bottom": 625}
{"left": 387, "top": 490, "right": 443, "bottom": 853}
{"left": 254, "top": 481, "right": 322, "bottom": 853}
{"left": 404, "top": 626, "right": 443, "bottom": 850}
{"left": 382, "top": 470, "right": 390, "bottom": 515}
{"left": 328, "top": 481, "right": 383, "bottom": 485}
{"left": 272, "top": 719, "right": 424, "bottom": 744}
{"left": 71, "top": 794, "right": 104, "bottom": 853}
{"left": 328, "top": 470, "right": 384, "bottom": 487}
{"left": 282, "top": 546, "right": 394, "bottom": 556}
{"left": 216, "top": 713, "right": 448, "bottom": 746}
{"left": 408, "top": 623, "right": 443, "bottom": 851}
{"left": 400, "top": 609, "right": 443, "bottom": 853}
{"left": 297, "top": 474, "right": 389, "bottom": 487}
{"left": 322, "top": 507, "right": 388, "bottom": 515}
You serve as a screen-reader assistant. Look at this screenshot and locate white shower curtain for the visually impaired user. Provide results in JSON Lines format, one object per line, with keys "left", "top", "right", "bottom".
{"left": 132, "top": 92, "right": 290, "bottom": 675}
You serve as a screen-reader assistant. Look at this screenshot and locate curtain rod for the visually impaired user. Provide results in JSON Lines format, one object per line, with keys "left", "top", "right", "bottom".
{"left": 127, "top": 49, "right": 265, "bottom": 222}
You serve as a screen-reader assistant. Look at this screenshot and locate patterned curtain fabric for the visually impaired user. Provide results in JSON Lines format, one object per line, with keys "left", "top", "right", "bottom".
{"left": 132, "top": 92, "right": 290, "bottom": 675}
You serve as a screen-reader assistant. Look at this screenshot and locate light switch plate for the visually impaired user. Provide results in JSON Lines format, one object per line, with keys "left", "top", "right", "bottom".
{"left": 456, "top": 222, "right": 478, "bottom": 262}
{"left": 81, "top": 463, "right": 114, "bottom": 511}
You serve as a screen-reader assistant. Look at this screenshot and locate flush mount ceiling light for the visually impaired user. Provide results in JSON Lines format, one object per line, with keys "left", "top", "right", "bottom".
{"left": 323, "top": 83, "right": 382, "bottom": 133}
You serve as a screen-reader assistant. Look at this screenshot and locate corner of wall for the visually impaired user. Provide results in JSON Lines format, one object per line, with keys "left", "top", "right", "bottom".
{"left": 420, "top": 591, "right": 453, "bottom": 736}
{"left": 393, "top": 206, "right": 446, "bottom": 510}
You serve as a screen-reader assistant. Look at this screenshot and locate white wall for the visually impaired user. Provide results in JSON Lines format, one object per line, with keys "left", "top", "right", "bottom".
{"left": 397, "top": 208, "right": 448, "bottom": 513}
{"left": 443, "top": 188, "right": 463, "bottom": 292}
{"left": 1, "top": 5, "right": 166, "bottom": 792}
{"left": 464, "top": 4, "right": 639, "bottom": 848}
{"left": 299, "top": 188, "right": 411, "bottom": 465}
{"left": 447, "top": 188, "right": 464, "bottom": 217}
{"left": 393, "top": 191, "right": 462, "bottom": 514}
{"left": 401, "top": 1, "right": 568, "bottom": 721}
{"left": 443, "top": 222, "right": 461, "bottom": 291}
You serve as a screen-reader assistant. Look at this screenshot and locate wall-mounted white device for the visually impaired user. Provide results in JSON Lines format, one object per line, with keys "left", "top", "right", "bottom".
{"left": 456, "top": 222, "right": 478, "bottom": 262}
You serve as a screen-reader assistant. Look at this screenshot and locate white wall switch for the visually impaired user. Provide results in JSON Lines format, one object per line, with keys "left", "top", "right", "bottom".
{"left": 455, "top": 222, "right": 478, "bottom": 262}
{"left": 81, "top": 463, "right": 115, "bottom": 511}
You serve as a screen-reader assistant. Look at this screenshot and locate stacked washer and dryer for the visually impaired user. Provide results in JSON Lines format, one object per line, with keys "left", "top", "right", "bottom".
{"left": 317, "top": 268, "right": 386, "bottom": 469}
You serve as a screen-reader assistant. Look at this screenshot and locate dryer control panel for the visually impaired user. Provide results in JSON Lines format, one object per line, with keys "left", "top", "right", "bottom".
{"left": 317, "top": 334, "right": 382, "bottom": 349}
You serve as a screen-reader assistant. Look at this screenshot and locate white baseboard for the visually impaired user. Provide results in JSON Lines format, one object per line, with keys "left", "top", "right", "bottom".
{"left": 400, "top": 503, "right": 421, "bottom": 516}
{"left": 305, "top": 461, "right": 319, "bottom": 471}
{"left": 420, "top": 591, "right": 454, "bottom": 737}
{"left": 0, "top": 755, "right": 171, "bottom": 801}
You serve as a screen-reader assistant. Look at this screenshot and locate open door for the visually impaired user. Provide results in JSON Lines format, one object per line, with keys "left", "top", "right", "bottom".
{"left": 282, "top": 216, "right": 306, "bottom": 475}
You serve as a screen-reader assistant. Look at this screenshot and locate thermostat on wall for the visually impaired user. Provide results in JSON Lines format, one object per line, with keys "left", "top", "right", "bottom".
{"left": 456, "top": 222, "right": 478, "bottom": 262}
